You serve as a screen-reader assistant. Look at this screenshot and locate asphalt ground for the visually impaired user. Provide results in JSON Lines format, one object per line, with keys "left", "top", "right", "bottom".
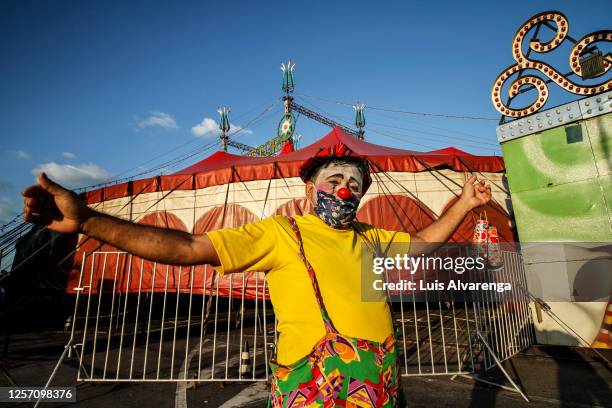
{"left": 1, "top": 331, "right": 610, "bottom": 408}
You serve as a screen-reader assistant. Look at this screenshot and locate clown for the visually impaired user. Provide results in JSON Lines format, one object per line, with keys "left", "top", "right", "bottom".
{"left": 22, "top": 145, "right": 491, "bottom": 407}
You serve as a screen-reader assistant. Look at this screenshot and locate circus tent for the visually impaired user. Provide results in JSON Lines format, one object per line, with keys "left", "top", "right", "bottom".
{"left": 67, "top": 126, "right": 514, "bottom": 298}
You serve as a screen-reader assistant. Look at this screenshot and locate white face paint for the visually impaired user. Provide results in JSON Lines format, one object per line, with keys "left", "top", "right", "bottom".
{"left": 309, "top": 162, "right": 364, "bottom": 205}
{"left": 314, "top": 163, "right": 363, "bottom": 193}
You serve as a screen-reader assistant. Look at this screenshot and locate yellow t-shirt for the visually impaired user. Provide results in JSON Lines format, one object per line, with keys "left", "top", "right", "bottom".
{"left": 206, "top": 213, "right": 411, "bottom": 365}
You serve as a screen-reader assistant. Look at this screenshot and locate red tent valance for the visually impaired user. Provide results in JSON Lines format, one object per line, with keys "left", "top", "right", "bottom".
{"left": 84, "top": 127, "right": 504, "bottom": 204}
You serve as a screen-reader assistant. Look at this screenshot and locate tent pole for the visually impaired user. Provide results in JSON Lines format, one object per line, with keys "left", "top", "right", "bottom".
{"left": 366, "top": 158, "right": 440, "bottom": 219}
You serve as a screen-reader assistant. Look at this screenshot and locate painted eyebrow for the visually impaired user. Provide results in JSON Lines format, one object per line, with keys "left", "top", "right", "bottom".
{"left": 325, "top": 174, "right": 361, "bottom": 185}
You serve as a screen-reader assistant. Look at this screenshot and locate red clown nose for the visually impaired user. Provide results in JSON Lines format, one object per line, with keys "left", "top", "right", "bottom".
{"left": 337, "top": 187, "right": 352, "bottom": 200}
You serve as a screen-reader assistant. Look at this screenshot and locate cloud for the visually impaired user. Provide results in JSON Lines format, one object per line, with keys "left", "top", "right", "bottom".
{"left": 4, "top": 150, "right": 31, "bottom": 160}
{"left": 136, "top": 111, "right": 178, "bottom": 130}
{"left": 32, "top": 162, "right": 112, "bottom": 189}
{"left": 62, "top": 151, "right": 77, "bottom": 159}
{"left": 191, "top": 117, "right": 218, "bottom": 137}
{"left": 191, "top": 117, "right": 253, "bottom": 138}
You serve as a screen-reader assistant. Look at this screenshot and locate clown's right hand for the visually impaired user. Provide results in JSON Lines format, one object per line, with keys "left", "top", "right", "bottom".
{"left": 22, "top": 173, "right": 93, "bottom": 234}
{"left": 21, "top": 173, "right": 220, "bottom": 266}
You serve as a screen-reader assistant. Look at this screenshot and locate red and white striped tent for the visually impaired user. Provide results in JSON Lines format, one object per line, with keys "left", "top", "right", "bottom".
{"left": 67, "top": 127, "right": 513, "bottom": 298}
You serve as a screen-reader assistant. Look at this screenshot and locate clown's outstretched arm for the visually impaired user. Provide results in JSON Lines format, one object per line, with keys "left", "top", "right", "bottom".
{"left": 409, "top": 174, "right": 491, "bottom": 256}
{"left": 21, "top": 173, "right": 221, "bottom": 266}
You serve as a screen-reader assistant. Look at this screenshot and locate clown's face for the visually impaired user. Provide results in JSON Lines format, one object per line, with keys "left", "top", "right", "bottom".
{"left": 306, "top": 162, "right": 364, "bottom": 205}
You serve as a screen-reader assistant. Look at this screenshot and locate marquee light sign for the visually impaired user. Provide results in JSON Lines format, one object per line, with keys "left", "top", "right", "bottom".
{"left": 492, "top": 11, "right": 611, "bottom": 118}
{"left": 245, "top": 134, "right": 291, "bottom": 157}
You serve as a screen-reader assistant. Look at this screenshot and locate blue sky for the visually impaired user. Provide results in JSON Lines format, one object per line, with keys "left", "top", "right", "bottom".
{"left": 1, "top": 0, "right": 610, "bottom": 224}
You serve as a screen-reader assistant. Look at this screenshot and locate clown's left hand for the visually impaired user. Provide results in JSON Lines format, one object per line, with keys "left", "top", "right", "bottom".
{"left": 460, "top": 174, "right": 492, "bottom": 210}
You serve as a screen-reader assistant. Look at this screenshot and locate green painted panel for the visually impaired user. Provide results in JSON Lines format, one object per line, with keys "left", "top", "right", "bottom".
{"left": 502, "top": 122, "right": 598, "bottom": 193}
{"left": 583, "top": 114, "right": 612, "bottom": 177}
{"left": 502, "top": 112, "right": 612, "bottom": 242}
{"left": 510, "top": 178, "right": 610, "bottom": 241}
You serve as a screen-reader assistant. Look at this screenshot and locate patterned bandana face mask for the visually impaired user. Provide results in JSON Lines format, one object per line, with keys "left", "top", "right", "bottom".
{"left": 314, "top": 189, "right": 360, "bottom": 229}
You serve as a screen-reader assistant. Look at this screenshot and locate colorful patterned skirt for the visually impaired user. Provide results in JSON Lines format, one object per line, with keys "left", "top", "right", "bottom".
{"left": 268, "top": 331, "right": 401, "bottom": 407}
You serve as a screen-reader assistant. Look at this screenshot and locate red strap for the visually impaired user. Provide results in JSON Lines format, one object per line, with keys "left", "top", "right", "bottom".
{"left": 287, "top": 217, "right": 338, "bottom": 334}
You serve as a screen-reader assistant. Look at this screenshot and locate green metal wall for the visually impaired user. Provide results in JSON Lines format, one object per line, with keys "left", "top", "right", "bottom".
{"left": 502, "top": 113, "right": 612, "bottom": 242}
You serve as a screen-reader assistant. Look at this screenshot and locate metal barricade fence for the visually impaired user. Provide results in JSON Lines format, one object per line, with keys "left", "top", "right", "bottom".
{"left": 69, "top": 249, "right": 534, "bottom": 382}
{"left": 71, "top": 252, "right": 273, "bottom": 382}
{"left": 472, "top": 251, "right": 535, "bottom": 370}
